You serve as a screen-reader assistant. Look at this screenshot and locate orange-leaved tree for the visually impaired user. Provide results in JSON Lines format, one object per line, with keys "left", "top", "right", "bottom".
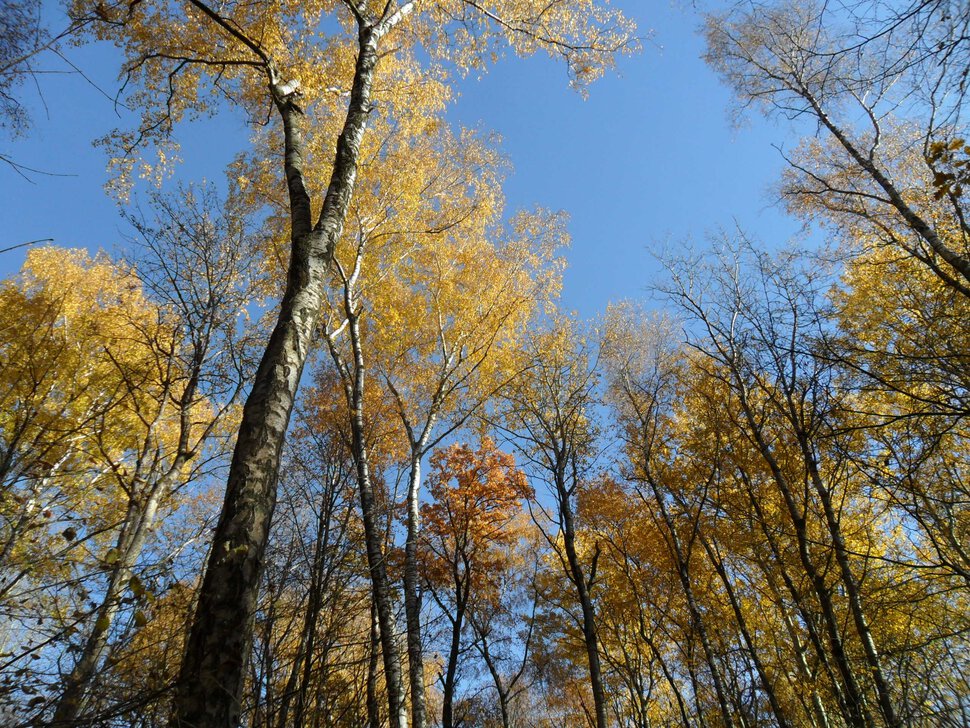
{"left": 420, "top": 438, "right": 532, "bottom": 728}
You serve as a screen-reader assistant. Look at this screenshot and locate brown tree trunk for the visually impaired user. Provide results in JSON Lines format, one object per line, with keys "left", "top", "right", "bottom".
{"left": 644, "top": 483, "right": 736, "bottom": 728}
{"left": 322, "top": 248, "right": 408, "bottom": 726}
{"left": 366, "top": 602, "right": 381, "bottom": 728}
{"left": 275, "top": 476, "right": 339, "bottom": 728}
{"left": 699, "top": 533, "right": 792, "bottom": 728}
{"left": 734, "top": 387, "right": 874, "bottom": 728}
{"left": 50, "top": 483, "right": 166, "bottom": 724}
{"left": 441, "top": 570, "right": 470, "bottom": 728}
{"left": 799, "top": 434, "right": 900, "bottom": 728}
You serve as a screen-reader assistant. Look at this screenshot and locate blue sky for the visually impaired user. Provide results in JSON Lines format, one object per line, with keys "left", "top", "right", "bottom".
{"left": 0, "top": 2, "right": 805, "bottom": 318}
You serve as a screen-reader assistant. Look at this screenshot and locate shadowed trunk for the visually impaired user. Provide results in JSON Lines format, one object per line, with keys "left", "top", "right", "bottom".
{"left": 171, "top": 25, "right": 381, "bottom": 728}
{"left": 557, "top": 462, "right": 609, "bottom": 728}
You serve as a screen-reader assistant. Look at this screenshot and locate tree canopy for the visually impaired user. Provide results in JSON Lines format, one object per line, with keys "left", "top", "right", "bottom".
{"left": 0, "top": 0, "right": 967, "bottom": 727}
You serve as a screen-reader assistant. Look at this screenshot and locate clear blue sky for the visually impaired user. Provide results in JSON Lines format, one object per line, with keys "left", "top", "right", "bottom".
{"left": 0, "top": 2, "right": 803, "bottom": 318}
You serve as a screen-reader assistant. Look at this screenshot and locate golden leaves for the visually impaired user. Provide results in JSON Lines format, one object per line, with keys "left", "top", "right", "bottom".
{"left": 0, "top": 247, "right": 210, "bottom": 585}
{"left": 927, "top": 137, "right": 970, "bottom": 200}
{"left": 77, "top": 0, "right": 635, "bottom": 194}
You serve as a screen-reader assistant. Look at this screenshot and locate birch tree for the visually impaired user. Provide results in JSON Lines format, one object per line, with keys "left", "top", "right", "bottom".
{"left": 69, "top": 1, "right": 634, "bottom": 723}
{"left": 705, "top": 0, "right": 970, "bottom": 295}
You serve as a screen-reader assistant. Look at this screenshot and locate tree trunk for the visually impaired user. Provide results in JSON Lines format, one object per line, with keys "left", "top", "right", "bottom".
{"left": 336, "top": 300, "right": 407, "bottom": 728}
{"left": 699, "top": 534, "right": 792, "bottom": 728}
{"left": 366, "top": 602, "right": 381, "bottom": 728}
{"left": 479, "top": 640, "right": 513, "bottom": 728}
{"left": 746, "top": 488, "right": 849, "bottom": 725}
{"left": 351, "top": 417, "right": 406, "bottom": 728}
{"left": 51, "top": 460, "right": 179, "bottom": 725}
{"left": 441, "top": 578, "right": 469, "bottom": 728}
{"left": 403, "top": 453, "right": 427, "bottom": 728}
{"left": 645, "top": 484, "right": 736, "bottom": 728}
{"left": 759, "top": 561, "right": 834, "bottom": 728}
{"left": 557, "top": 468, "right": 609, "bottom": 728}
{"left": 275, "top": 480, "right": 335, "bottom": 728}
{"left": 735, "top": 387, "right": 874, "bottom": 728}
{"left": 799, "top": 436, "right": 900, "bottom": 728}
{"left": 171, "top": 28, "right": 381, "bottom": 728}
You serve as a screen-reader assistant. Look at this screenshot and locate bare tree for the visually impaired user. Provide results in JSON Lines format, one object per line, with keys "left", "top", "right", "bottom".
{"left": 705, "top": 0, "right": 970, "bottom": 295}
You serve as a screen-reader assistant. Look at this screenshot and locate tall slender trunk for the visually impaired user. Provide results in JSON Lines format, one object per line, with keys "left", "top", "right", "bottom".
{"left": 799, "top": 436, "right": 899, "bottom": 728}
{"left": 644, "top": 630, "right": 692, "bottom": 726}
{"left": 171, "top": 27, "right": 381, "bottom": 728}
{"left": 699, "top": 534, "right": 792, "bottom": 728}
{"left": 758, "top": 560, "right": 834, "bottom": 728}
{"left": 50, "top": 482, "right": 166, "bottom": 724}
{"left": 556, "top": 466, "right": 609, "bottom": 728}
{"left": 402, "top": 453, "right": 427, "bottom": 728}
{"left": 366, "top": 602, "right": 381, "bottom": 728}
{"left": 479, "top": 641, "right": 513, "bottom": 728}
{"left": 51, "top": 408, "right": 190, "bottom": 728}
{"left": 734, "top": 385, "right": 874, "bottom": 728}
{"left": 329, "top": 268, "right": 408, "bottom": 726}
{"left": 646, "top": 484, "right": 735, "bottom": 728}
{"left": 441, "top": 575, "right": 470, "bottom": 728}
{"left": 276, "top": 481, "right": 336, "bottom": 728}
{"left": 619, "top": 548, "right": 693, "bottom": 726}
{"left": 744, "top": 481, "right": 848, "bottom": 722}
{"left": 351, "top": 424, "right": 406, "bottom": 728}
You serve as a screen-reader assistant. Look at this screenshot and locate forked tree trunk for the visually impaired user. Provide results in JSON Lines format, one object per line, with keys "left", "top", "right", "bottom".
{"left": 51, "top": 479, "right": 168, "bottom": 724}
{"left": 350, "top": 412, "right": 407, "bottom": 728}
{"left": 644, "top": 481, "right": 736, "bottom": 728}
{"left": 171, "top": 27, "right": 381, "bottom": 728}
{"left": 734, "top": 386, "right": 874, "bottom": 728}
{"left": 52, "top": 372, "right": 196, "bottom": 726}
{"left": 441, "top": 577, "right": 470, "bottom": 728}
{"left": 699, "top": 534, "right": 791, "bottom": 728}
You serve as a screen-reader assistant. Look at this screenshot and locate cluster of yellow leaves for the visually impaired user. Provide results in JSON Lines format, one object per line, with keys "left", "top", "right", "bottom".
{"left": 837, "top": 240, "right": 970, "bottom": 416}
{"left": 782, "top": 122, "right": 970, "bottom": 274}
{"left": 0, "top": 247, "right": 206, "bottom": 618}
{"left": 71, "top": 0, "right": 635, "bottom": 197}
{"left": 927, "top": 137, "right": 970, "bottom": 199}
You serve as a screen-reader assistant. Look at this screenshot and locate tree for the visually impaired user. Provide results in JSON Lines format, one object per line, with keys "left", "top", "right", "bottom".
{"left": 46, "top": 185, "right": 260, "bottom": 725}
{"left": 466, "top": 526, "right": 542, "bottom": 728}
{"left": 0, "top": 0, "right": 42, "bottom": 134}
{"left": 248, "top": 413, "right": 371, "bottom": 728}
{"left": 0, "top": 247, "right": 158, "bottom": 716}
{"left": 376, "top": 204, "right": 561, "bottom": 728}
{"left": 420, "top": 439, "right": 532, "bottom": 728}
{"left": 500, "top": 320, "right": 611, "bottom": 728}
{"left": 0, "top": 240, "right": 243, "bottom": 723}
{"left": 705, "top": 0, "right": 970, "bottom": 296}
{"left": 307, "top": 110, "right": 563, "bottom": 727}
{"left": 69, "top": 1, "right": 635, "bottom": 723}
{"left": 603, "top": 310, "right": 746, "bottom": 728}
{"left": 657, "top": 238, "right": 970, "bottom": 725}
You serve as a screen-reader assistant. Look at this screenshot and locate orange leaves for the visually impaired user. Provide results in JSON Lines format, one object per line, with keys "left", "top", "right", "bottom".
{"left": 421, "top": 438, "right": 531, "bottom": 590}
